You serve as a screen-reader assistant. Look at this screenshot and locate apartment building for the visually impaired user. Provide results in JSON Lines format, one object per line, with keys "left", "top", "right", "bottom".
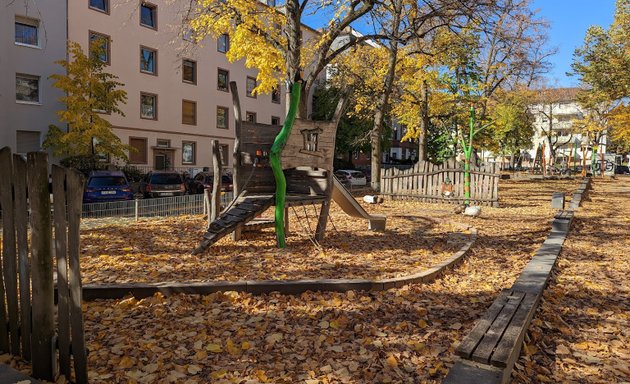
{"left": 0, "top": 0, "right": 67, "bottom": 156}
{"left": 1, "top": 0, "right": 321, "bottom": 172}
{"left": 525, "top": 87, "right": 607, "bottom": 165}
{"left": 69, "top": 0, "right": 293, "bottom": 171}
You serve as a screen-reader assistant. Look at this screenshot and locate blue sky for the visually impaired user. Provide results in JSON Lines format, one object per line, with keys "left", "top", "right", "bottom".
{"left": 531, "top": 0, "right": 616, "bottom": 86}
{"left": 303, "top": 1, "right": 617, "bottom": 87}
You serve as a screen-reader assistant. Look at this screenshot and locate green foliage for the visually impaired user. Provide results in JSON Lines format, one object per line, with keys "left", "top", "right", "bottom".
{"left": 311, "top": 85, "right": 374, "bottom": 156}
{"left": 43, "top": 41, "right": 129, "bottom": 161}
{"left": 488, "top": 90, "right": 535, "bottom": 157}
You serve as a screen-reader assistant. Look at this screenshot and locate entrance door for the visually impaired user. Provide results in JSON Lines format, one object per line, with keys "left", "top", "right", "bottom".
{"left": 155, "top": 154, "right": 166, "bottom": 170}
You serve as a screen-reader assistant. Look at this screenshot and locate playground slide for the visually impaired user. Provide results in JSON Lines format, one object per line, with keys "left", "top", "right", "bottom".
{"left": 331, "top": 177, "right": 386, "bottom": 231}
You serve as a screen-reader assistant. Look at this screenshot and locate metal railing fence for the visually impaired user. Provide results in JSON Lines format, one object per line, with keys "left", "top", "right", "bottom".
{"left": 81, "top": 192, "right": 234, "bottom": 220}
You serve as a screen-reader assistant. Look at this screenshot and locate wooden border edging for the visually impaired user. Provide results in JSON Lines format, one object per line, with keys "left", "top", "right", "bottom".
{"left": 80, "top": 224, "right": 477, "bottom": 300}
{"left": 443, "top": 178, "right": 591, "bottom": 384}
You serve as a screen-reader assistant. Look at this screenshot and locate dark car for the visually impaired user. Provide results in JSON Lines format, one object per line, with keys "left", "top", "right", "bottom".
{"left": 143, "top": 171, "right": 186, "bottom": 198}
{"left": 83, "top": 170, "right": 134, "bottom": 203}
{"left": 190, "top": 172, "right": 233, "bottom": 194}
{"left": 615, "top": 165, "right": 630, "bottom": 175}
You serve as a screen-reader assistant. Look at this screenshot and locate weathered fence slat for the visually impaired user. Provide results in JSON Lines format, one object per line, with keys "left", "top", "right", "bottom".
{"left": 67, "top": 169, "right": 89, "bottom": 384}
{"left": 27, "top": 152, "right": 55, "bottom": 381}
{"left": 0, "top": 148, "right": 13, "bottom": 352}
{"left": 52, "top": 165, "right": 71, "bottom": 379}
{"left": 13, "top": 154, "right": 31, "bottom": 360}
{"left": 1, "top": 149, "right": 20, "bottom": 355}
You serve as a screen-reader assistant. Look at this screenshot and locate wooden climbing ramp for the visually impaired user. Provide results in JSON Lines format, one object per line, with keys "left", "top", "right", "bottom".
{"left": 192, "top": 195, "right": 275, "bottom": 254}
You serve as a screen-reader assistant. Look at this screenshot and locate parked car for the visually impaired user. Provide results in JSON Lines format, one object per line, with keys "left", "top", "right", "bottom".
{"left": 83, "top": 170, "right": 134, "bottom": 203}
{"left": 334, "top": 170, "right": 367, "bottom": 186}
{"left": 615, "top": 165, "right": 630, "bottom": 175}
{"left": 142, "top": 171, "right": 186, "bottom": 198}
{"left": 189, "top": 172, "right": 234, "bottom": 194}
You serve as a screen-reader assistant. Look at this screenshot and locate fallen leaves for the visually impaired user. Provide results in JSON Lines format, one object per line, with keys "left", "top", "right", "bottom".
{"left": 512, "top": 178, "right": 630, "bottom": 384}
{"left": 72, "top": 178, "right": 597, "bottom": 383}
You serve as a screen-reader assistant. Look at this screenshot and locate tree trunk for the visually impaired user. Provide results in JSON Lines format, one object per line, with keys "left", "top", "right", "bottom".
{"left": 417, "top": 79, "right": 429, "bottom": 161}
{"left": 284, "top": 0, "right": 303, "bottom": 116}
{"left": 370, "top": 3, "right": 401, "bottom": 190}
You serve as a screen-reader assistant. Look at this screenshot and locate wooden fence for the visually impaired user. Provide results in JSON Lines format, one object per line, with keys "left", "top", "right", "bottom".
{"left": 0, "top": 147, "right": 87, "bottom": 383}
{"left": 380, "top": 158, "right": 500, "bottom": 207}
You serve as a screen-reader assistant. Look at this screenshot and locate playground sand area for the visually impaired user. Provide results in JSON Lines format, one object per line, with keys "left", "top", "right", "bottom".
{"left": 79, "top": 178, "right": 580, "bottom": 285}
{"left": 80, "top": 205, "right": 470, "bottom": 284}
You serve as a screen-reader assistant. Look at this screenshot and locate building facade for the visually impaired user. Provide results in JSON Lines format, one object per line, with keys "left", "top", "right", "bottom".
{"left": 0, "top": 0, "right": 67, "bottom": 156}
{"left": 1, "top": 0, "right": 321, "bottom": 173}
{"left": 68, "top": 0, "right": 290, "bottom": 171}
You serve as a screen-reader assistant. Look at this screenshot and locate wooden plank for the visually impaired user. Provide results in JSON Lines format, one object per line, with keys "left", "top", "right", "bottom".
{"left": 0, "top": 148, "right": 12, "bottom": 352}
{"left": 26, "top": 152, "right": 55, "bottom": 381}
{"left": 211, "top": 140, "right": 222, "bottom": 222}
{"left": 493, "top": 163, "right": 499, "bottom": 207}
{"left": 490, "top": 293, "right": 538, "bottom": 368}
{"left": 52, "top": 166, "right": 71, "bottom": 378}
{"left": 12, "top": 155, "right": 31, "bottom": 360}
{"left": 455, "top": 290, "right": 510, "bottom": 359}
{"left": 472, "top": 292, "right": 525, "bottom": 365}
{"left": 0, "top": 148, "right": 20, "bottom": 354}
{"left": 65, "top": 169, "right": 88, "bottom": 384}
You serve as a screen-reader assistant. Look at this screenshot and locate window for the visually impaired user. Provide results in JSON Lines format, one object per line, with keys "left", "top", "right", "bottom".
{"left": 217, "top": 69, "right": 229, "bottom": 92}
{"left": 182, "top": 100, "right": 196, "bottom": 125}
{"left": 271, "top": 116, "right": 280, "bottom": 125}
{"left": 89, "top": 31, "right": 110, "bottom": 64}
{"left": 267, "top": 0, "right": 276, "bottom": 6}
{"left": 217, "top": 106, "right": 229, "bottom": 129}
{"left": 15, "top": 17, "right": 39, "bottom": 46}
{"left": 156, "top": 139, "right": 170, "bottom": 148}
{"left": 182, "top": 141, "right": 196, "bottom": 165}
{"left": 16, "top": 74, "right": 39, "bottom": 103}
{"left": 220, "top": 144, "right": 229, "bottom": 166}
{"left": 272, "top": 85, "right": 281, "bottom": 104}
{"left": 16, "top": 131, "right": 41, "bottom": 153}
{"left": 246, "top": 76, "right": 257, "bottom": 98}
{"left": 246, "top": 112, "right": 257, "bottom": 123}
{"left": 140, "top": 46, "right": 157, "bottom": 75}
{"left": 140, "top": 3, "right": 157, "bottom": 29}
{"left": 217, "top": 34, "right": 229, "bottom": 53}
{"left": 129, "top": 137, "right": 148, "bottom": 164}
{"left": 302, "top": 129, "right": 321, "bottom": 152}
{"left": 89, "top": 0, "right": 109, "bottom": 13}
{"left": 182, "top": 59, "right": 196, "bottom": 84}
{"left": 140, "top": 93, "right": 157, "bottom": 120}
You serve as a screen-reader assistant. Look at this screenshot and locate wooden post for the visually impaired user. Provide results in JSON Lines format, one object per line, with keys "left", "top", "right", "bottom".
{"left": 52, "top": 166, "right": 71, "bottom": 379}
{"left": 0, "top": 148, "right": 20, "bottom": 354}
{"left": 211, "top": 140, "right": 222, "bottom": 222}
{"left": 230, "top": 81, "right": 243, "bottom": 242}
{"left": 229, "top": 81, "right": 242, "bottom": 197}
{"left": 66, "top": 169, "right": 88, "bottom": 384}
{"left": 12, "top": 154, "right": 31, "bottom": 359}
{"left": 0, "top": 148, "right": 14, "bottom": 352}
{"left": 204, "top": 188, "right": 212, "bottom": 228}
{"left": 26, "top": 152, "right": 55, "bottom": 381}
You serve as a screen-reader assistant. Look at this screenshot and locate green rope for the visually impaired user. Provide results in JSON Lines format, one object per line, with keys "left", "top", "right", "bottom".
{"left": 270, "top": 82, "right": 301, "bottom": 248}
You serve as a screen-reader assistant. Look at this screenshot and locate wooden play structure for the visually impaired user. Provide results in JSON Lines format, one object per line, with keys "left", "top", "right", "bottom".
{"left": 192, "top": 82, "right": 385, "bottom": 254}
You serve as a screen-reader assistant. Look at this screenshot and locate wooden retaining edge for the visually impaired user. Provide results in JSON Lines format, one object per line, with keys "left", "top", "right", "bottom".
{"left": 443, "top": 185, "right": 587, "bottom": 384}
{"left": 80, "top": 224, "right": 478, "bottom": 300}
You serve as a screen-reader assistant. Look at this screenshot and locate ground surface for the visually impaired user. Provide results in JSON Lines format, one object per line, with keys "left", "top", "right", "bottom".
{"left": 79, "top": 203, "right": 472, "bottom": 283}
{"left": 512, "top": 177, "right": 630, "bottom": 384}
{"left": 72, "top": 178, "right": 585, "bottom": 384}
